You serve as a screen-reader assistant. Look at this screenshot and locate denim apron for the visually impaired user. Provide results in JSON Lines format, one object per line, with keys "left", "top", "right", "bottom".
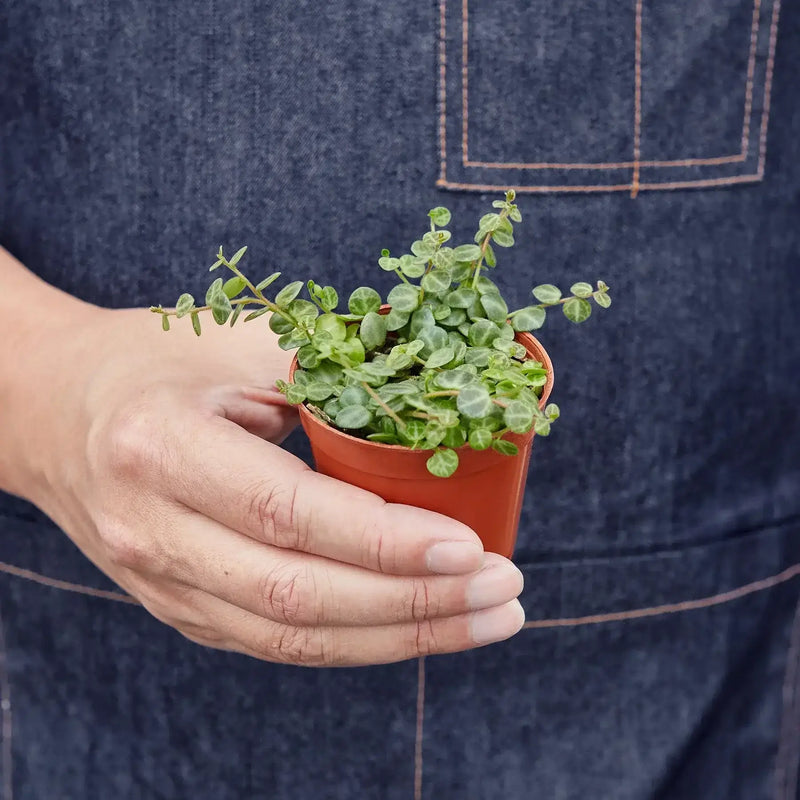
{"left": 1, "top": 1, "right": 799, "bottom": 798}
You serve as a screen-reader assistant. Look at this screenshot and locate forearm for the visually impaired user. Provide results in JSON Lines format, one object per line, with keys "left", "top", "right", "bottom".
{"left": 0, "top": 247, "right": 95, "bottom": 499}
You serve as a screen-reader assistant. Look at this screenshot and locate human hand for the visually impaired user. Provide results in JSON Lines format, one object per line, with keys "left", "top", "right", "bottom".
{"left": 18, "top": 306, "right": 525, "bottom": 666}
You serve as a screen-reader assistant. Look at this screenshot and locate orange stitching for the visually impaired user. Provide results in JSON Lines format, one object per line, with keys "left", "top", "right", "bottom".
{"left": 438, "top": 0, "right": 448, "bottom": 183}
{"left": 437, "top": 172, "right": 763, "bottom": 193}
{"left": 447, "top": 0, "right": 770, "bottom": 183}
{"left": 631, "top": 0, "right": 643, "bottom": 197}
{"left": 757, "top": 0, "right": 781, "bottom": 178}
{"left": 522, "top": 562, "right": 800, "bottom": 629}
{"left": 413, "top": 656, "right": 426, "bottom": 800}
{"left": 0, "top": 609, "right": 12, "bottom": 800}
{"left": 0, "top": 561, "right": 137, "bottom": 605}
{"left": 775, "top": 597, "right": 800, "bottom": 800}
{"left": 460, "top": 0, "right": 469, "bottom": 165}
{"left": 741, "top": 0, "right": 763, "bottom": 154}
{"left": 463, "top": 154, "right": 747, "bottom": 170}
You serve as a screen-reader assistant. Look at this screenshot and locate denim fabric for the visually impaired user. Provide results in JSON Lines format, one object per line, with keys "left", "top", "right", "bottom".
{"left": 1, "top": 1, "right": 799, "bottom": 798}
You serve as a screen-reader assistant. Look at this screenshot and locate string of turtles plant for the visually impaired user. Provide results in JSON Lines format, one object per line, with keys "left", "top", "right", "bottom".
{"left": 152, "top": 191, "right": 611, "bottom": 477}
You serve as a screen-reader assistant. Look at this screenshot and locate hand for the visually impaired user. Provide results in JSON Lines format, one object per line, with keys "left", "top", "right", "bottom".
{"left": 18, "top": 305, "right": 525, "bottom": 666}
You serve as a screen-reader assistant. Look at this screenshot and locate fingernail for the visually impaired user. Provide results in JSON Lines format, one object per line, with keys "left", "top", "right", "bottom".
{"left": 470, "top": 600, "right": 525, "bottom": 644}
{"left": 425, "top": 541, "right": 484, "bottom": 574}
{"left": 466, "top": 564, "right": 524, "bottom": 611}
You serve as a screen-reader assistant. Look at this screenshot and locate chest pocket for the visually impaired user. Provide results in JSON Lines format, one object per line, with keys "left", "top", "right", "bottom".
{"left": 437, "top": 0, "right": 782, "bottom": 195}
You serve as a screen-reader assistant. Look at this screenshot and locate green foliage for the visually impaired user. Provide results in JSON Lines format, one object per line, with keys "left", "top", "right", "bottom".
{"left": 152, "top": 192, "right": 612, "bottom": 477}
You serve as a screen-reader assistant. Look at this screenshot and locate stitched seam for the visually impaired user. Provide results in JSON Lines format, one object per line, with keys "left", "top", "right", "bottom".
{"left": 414, "top": 656, "right": 426, "bottom": 800}
{"left": 438, "top": 0, "right": 447, "bottom": 183}
{"left": 522, "top": 563, "right": 800, "bottom": 629}
{"left": 757, "top": 0, "right": 781, "bottom": 178}
{"left": 741, "top": 0, "right": 763, "bottom": 153}
{"left": 451, "top": 0, "right": 765, "bottom": 176}
{"left": 0, "top": 561, "right": 137, "bottom": 605}
{"left": 0, "top": 607, "right": 11, "bottom": 800}
{"left": 631, "top": 0, "right": 643, "bottom": 197}
{"left": 436, "top": 172, "right": 763, "bottom": 193}
{"left": 774, "top": 595, "right": 800, "bottom": 800}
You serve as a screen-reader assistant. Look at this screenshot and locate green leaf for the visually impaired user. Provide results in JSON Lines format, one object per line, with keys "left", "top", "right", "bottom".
{"left": 222, "top": 276, "right": 246, "bottom": 299}
{"left": 205, "top": 277, "right": 224, "bottom": 306}
{"left": 532, "top": 284, "right": 562, "bottom": 304}
{"left": 229, "top": 303, "right": 245, "bottom": 327}
{"left": 468, "top": 428, "right": 493, "bottom": 450}
{"left": 534, "top": 418, "right": 552, "bottom": 436}
{"left": 570, "top": 282, "right": 594, "bottom": 298}
{"left": 385, "top": 308, "right": 409, "bottom": 331}
{"left": 335, "top": 405, "right": 372, "bottom": 429}
{"left": 447, "top": 288, "right": 478, "bottom": 308}
{"left": 191, "top": 311, "right": 202, "bottom": 336}
{"left": 491, "top": 229, "right": 515, "bottom": 248}
{"left": 339, "top": 386, "right": 370, "bottom": 407}
{"left": 275, "top": 281, "right": 304, "bottom": 308}
{"left": 432, "top": 303, "right": 452, "bottom": 322}
{"left": 511, "top": 306, "right": 546, "bottom": 331}
{"left": 285, "top": 384, "right": 307, "bottom": 405}
{"left": 492, "top": 438, "right": 519, "bottom": 456}
{"left": 297, "top": 345, "right": 320, "bottom": 368}
{"left": 244, "top": 306, "right": 270, "bottom": 322}
{"left": 456, "top": 384, "right": 492, "bottom": 418}
{"left": 475, "top": 276, "right": 499, "bottom": 295}
{"left": 287, "top": 299, "right": 319, "bottom": 325}
{"left": 545, "top": 403, "right": 560, "bottom": 421}
{"left": 504, "top": 400, "right": 535, "bottom": 433}
{"left": 256, "top": 272, "right": 281, "bottom": 291}
{"left": 479, "top": 292, "right": 509, "bottom": 323}
{"left": 424, "top": 421, "right": 447, "bottom": 448}
{"left": 360, "top": 311, "right": 387, "bottom": 351}
{"left": 387, "top": 284, "right": 422, "bottom": 313}
{"left": 399, "top": 419, "right": 427, "bottom": 446}
{"left": 426, "top": 346, "right": 455, "bottom": 369}
{"left": 426, "top": 448, "right": 459, "bottom": 478}
{"left": 175, "top": 293, "right": 194, "bottom": 317}
{"left": 210, "top": 290, "right": 232, "bottom": 324}
{"left": 434, "top": 369, "right": 476, "bottom": 389}
{"left": 161, "top": 314, "right": 170, "bottom": 331}
{"left": 442, "top": 426, "right": 467, "bottom": 448}
{"left": 305, "top": 381, "right": 335, "bottom": 402}
{"left": 428, "top": 206, "right": 451, "bottom": 227}
{"left": 268, "top": 311, "right": 296, "bottom": 335}
{"left": 563, "top": 297, "right": 592, "bottom": 323}
{"left": 320, "top": 286, "right": 339, "bottom": 312}
{"left": 484, "top": 243, "right": 497, "bottom": 268}
{"left": 468, "top": 319, "right": 501, "bottom": 347}
{"left": 464, "top": 346, "right": 492, "bottom": 367}
{"left": 315, "top": 313, "right": 347, "bottom": 341}
{"left": 595, "top": 291, "right": 612, "bottom": 308}
{"left": 229, "top": 246, "right": 247, "bottom": 266}
{"left": 433, "top": 248, "right": 455, "bottom": 271}
{"left": 277, "top": 330, "right": 310, "bottom": 350}
{"left": 348, "top": 287, "right": 382, "bottom": 316}
{"left": 478, "top": 213, "right": 503, "bottom": 232}
{"left": 379, "top": 256, "right": 401, "bottom": 272}
{"left": 440, "top": 308, "right": 467, "bottom": 327}
{"left": 421, "top": 269, "right": 452, "bottom": 296}
{"left": 410, "top": 305, "right": 436, "bottom": 337}
{"left": 452, "top": 244, "right": 482, "bottom": 262}
{"left": 509, "top": 206, "right": 522, "bottom": 222}
{"left": 417, "top": 325, "right": 448, "bottom": 358}
{"left": 399, "top": 254, "right": 427, "bottom": 278}
{"left": 367, "top": 433, "right": 400, "bottom": 444}
{"left": 411, "top": 239, "right": 435, "bottom": 258}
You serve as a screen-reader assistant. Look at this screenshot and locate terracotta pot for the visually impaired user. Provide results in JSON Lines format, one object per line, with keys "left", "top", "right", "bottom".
{"left": 290, "top": 327, "right": 553, "bottom": 559}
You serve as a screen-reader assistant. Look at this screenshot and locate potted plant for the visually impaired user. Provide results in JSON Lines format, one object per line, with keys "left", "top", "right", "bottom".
{"left": 151, "top": 191, "right": 611, "bottom": 557}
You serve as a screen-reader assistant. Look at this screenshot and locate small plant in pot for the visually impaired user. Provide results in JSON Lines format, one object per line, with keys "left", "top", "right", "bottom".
{"left": 152, "top": 191, "right": 611, "bottom": 557}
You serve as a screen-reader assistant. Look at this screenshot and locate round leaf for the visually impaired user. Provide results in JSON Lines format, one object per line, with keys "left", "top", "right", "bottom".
{"left": 532, "top": 284, "right": 562, "bottom": 304}
{"left": 339, "top": 386, "right": 370, "bottom": 407}
{"left": 503, "top": 400, "right": 535, "bottom": 433}
{"left": 275, "top": 280, "right": 304, "bottom": 308}
{"left": 360, "top": 311, "right": 387, "bottom": 351}
{"left": 570, "top": 282, "right": 594, "bottom": 298}
{"left": 452, "top": 244, "right": 483, "bottom": 262}
{"left": 399, "top": 254, "right": 427, "bottom": 278}
{"left": 595, "top": 291, "right": 612, "bottom": 308}
{"left": 305, "top": 381, "right": 335, "bottom": 402}
{"left": 428, "top": 207, "right": 451, "bottom": 227}
{"left": 421, "top": 269, "right": 452, "bottom": 296}
{"left": 492, "top": 439, "right": 519, "bottom": 456}
{"left": 175, "top": 293, "right": 194, "bottom": 317}
{"left": 348, "top": 287, "right": 382, "bottom": 316}
{"left": 285, "top": 384, "right": 307, "bottom": 405}
{"left": 563, "top": 297, "right": 593, "bottom": 323}
{"left": 385, "top": 308, "right": 409, "bottom": 331}
{"left": 335, "top": 405, "right": 372, "bottom": 430}
{"left": 511, "top": 306, "right": 546, "bottom": 331}
{"left": 426, "top": 449, "right": 459, "bottom": 478}
{"left": 456, "top": 384, "right": 492, "bottom": 418}
{"left": 426, "top": 346, "right": 455, "bottom": 369}
{"left": 468, "top": 428, "right": 493, "bottom": 450}
{"left": 479, "top": 292, "right": 509, "bottom": 323}
{"left": 222, "top": 276, "right": 246, "bottom": 299}
{"left": 468, "top": 319, "right": 501, "bottom": 347}
{"left": 387, "top": 284, "right": 422, "bottom": 313}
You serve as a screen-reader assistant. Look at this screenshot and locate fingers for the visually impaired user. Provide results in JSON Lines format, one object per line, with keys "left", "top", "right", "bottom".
{"left": 173, "top": 588, "right": 526, "bottom": 667}
{"left": 169, "top": 415, "right": 485, "bottom": 576}
{"left": 166, "top": 512, "right": 523, "bottom": 627}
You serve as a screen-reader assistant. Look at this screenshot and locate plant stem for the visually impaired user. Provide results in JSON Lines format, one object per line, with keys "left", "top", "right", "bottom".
{"left": 362, "top": 382, "right": 406, "bottom": 429}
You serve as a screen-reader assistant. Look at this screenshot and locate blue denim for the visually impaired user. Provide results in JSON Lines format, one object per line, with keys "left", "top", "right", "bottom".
{"left": 0, "top": 1, "right": 799, "bottom": 798}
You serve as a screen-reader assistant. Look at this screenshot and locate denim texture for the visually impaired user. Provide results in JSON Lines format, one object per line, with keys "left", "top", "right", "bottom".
{"left": 0, "top": 1, "right": 799, "bottom": 798}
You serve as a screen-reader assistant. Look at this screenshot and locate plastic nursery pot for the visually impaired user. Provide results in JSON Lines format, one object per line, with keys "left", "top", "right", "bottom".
{"left": 289, "top": 331, "right": 553, "bottom": 560}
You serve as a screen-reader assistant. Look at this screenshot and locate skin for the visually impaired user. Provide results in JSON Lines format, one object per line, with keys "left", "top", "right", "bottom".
{"left": 0, "top": 247, "right": 525, "bottom": 667}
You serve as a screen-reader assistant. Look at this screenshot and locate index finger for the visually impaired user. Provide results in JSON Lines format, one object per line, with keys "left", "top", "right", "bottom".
{"left": 170, "top": 414, "right": 486, "bottom": 575}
